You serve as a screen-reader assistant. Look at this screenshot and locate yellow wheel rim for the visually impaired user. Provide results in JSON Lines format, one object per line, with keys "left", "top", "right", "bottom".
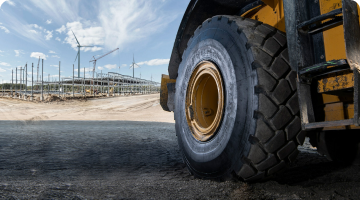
{"left": 186, "top": 61, "right": 224, "bottom": 142}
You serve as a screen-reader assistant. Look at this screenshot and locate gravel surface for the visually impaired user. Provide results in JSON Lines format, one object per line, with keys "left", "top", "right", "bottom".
{"left": 0, "top": 120, "right": 359, "bottom": 199}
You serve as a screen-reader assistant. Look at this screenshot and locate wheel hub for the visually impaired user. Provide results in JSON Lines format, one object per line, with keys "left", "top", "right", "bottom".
{"left": 186, "top": 61, "right": 224, "bottom": 142}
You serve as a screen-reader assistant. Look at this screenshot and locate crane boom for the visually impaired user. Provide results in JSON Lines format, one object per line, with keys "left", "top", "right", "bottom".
{"left": 89, "top": 48, "right": 120, "bottom": 94}
{"left": 90, "top": 48, "right": 119, "bottom": 62}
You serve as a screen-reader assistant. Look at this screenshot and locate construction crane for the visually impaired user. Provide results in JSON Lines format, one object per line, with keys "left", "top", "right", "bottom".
{"left": 130, "top": 54, "right": 140, "bottom": 78}
{"left": 72, "top": 30, "right": 93, "bottom": 78}
{"left": 89, "top": 48, "right": 119, "bottom": 94}
{"left": 89, "top": 48, "right": 119, "bottom": 78}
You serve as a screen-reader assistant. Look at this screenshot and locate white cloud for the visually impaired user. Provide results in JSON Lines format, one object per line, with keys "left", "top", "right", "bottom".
{"left": 0, "top": 50, "right": 4, "bottom": 53}
{"left": 30, "top": 52, "right": 47, "bottom": 60}
{"left": 45, "top": 30, "right": 53, "bottom": 40}
{"left": 0, "top": 62, "right": 10, "bottom": 66}
{"left": 63, "top": 21, "right": 104, "bottom": 51}
{"left": 4, "top": 0, "right": 177, "bottom": 52}
{"left": 1, "top": 17, "right": 54, "bottom": 47}
{"left": 104, "top": 64, "right": 117, "bottom": 70}
{"left": 50, "top": 65, "right": 58, "bottom": 68}
{"left": 28, "top": 30, "right": 37, "bottom": 34}
{"left": 56, "top": 25, "right": 66, "bottom": 34}
{"left": 137, "top": 59, "right": 169, "bottom": 66}
{"left": 43, "top": 0, "right": 177, "bottom": 51}
{"left": 30, "top": 24, "right": 43, "bottom": 30}
{"left": 55, "top": 37, "right": 61, "bottom": 42}
{"left": 6, "top": 0, "right": 16, "bottom": 6}
{"left": 121, "top": 64, "right": 127, "bottom": 68}
{"left": 0, "top": 26, "right": 10, "bottom": 33}
{"left": 51, "top": 55, "right": 60, "bottom": 58}
{"left": 0, "top": 67, "right": 6, "bottom": 72}
{"left": 49, "top": 50, "right": 56, "bottom": 54}
{"left": 97, "top": 66, "right": 104, "bottom": 70}
{"left": 14, "top": 50, "right": 23, "bottom": 57}
{"left": 28, "top": 0, "right": 80, "bottom": 24}
{"left": 98, "top": 0, "right": 177, "bottom": 50}
{"left": 83, "top": 46, "right": 103, "bottom": 52}
{"left": 46, "top": 19, "right": 52, "bottom": 24}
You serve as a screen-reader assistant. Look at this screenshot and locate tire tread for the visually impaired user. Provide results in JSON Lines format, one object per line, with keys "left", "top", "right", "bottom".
{"left": 227, "top": 16, "right": 303, "bottom": 181}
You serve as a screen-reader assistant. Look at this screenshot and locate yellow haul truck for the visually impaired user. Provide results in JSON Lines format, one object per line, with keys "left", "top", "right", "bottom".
{"left": 160, "top": 0, "right": 360, "bottom": 181}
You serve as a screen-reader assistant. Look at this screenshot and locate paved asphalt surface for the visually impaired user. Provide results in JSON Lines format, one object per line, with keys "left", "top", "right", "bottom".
{"left": 0, "top": 120, "right": 359, "bottom": 199}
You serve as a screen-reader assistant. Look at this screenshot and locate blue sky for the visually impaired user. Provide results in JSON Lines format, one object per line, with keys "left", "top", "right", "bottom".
{"left": 0, "top": 0, "right": 190, "bottom": 83}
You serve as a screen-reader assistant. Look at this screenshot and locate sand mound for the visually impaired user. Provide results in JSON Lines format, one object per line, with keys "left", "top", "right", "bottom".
{"left": 45, "top": 95, "right": 61, "bottom": 102}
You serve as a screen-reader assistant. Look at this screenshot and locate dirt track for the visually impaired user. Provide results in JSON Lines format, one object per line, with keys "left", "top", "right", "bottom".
{"left": 0, "top": 94, "right": 359, "bottom": 199}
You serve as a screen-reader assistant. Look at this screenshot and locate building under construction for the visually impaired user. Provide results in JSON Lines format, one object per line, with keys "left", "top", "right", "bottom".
{"left": 1, "top": 44, "right": 160, "bottom": 100}
{"left": 58, "top": 72, "right": 160, "bottom": 96}
{"left": 3, "top": 70, "right": 160, "bottom": 100}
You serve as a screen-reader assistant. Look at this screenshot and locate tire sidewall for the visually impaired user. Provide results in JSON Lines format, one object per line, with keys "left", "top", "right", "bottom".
{"left": 175, "top": 19, "right": 258, "bottom": 177}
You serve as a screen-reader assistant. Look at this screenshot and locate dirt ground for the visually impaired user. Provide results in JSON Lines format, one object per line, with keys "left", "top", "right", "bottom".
{"left": 0, "top": 94, "right": 173, "bottom": 122}
{"left": 0, "top": 94, "right": 359, "bottom": 199}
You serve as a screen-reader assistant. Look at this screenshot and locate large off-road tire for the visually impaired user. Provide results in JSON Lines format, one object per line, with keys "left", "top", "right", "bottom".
{"left": 174, "top": 15, "right": 306, "bottom": 182}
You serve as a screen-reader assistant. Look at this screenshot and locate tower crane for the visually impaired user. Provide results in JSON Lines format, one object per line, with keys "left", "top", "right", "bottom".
{"left": 89, "top": 48, "right": 119, "bottom": 78}
{"left": 89, "top": 48, "right": 119, "bottom": 94}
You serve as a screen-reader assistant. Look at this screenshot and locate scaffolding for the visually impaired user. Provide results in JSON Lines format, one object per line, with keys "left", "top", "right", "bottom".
{"left": 1, "top": 58, "right": 161, "bottom": 100}
{"left": 29, "top": 72, "right": 160, "bottom": 97}
{"left": 2, "top": 72, "right": 160, "bottom": 99}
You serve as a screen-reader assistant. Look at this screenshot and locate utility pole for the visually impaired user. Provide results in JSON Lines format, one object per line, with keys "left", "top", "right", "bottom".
{"left": 25, "top": 64, "right": 27, "bottom": 99}
{"left": 112, "top": 75, "right": 115, "bottom": 96}
{"left": 19, "top": 67, "right": 22, "bottom": 99}
{"left": 107, "top": 72, "right": 109, "bottom": 97}
{"left": 41, "top": 59, "right": 44, "bottom": 101}
{"left": 83, "top": 67, "right": 85, "bottom": 96}
{"left": 72, "top": 64, "right": 74, "bottom": 97}
{"left": 11, "top": 70, "right": 13, "bottom": 98}
{"left": 90, "top": 72, "right": 95, "bottom": 96}
{"left": 101, "top": 70, "right": 103, "bottom": 95}
{"left": 22, "top": 63, "right": 27, "bottom": 88}
{"left": 48, "top": 74, "right": 50, "bottom": 95}
{"left": 95, "top": 72, "right": 98, "bottom": 96}
{"left": 31, "top": 63, "right": 33, "bottom": 101}
{"left": 59, "top": 61, "right": 61, "bottom": 97}
{"left": 15, "top": 68, "right": 17, "bottom": 97}
{"left": 37, "top": 56, "right": 40, "bottom": 83}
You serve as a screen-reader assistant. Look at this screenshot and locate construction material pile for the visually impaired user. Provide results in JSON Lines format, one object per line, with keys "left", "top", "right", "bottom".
{"left": 44, "top": 94, "right": 62, "bottom": 102}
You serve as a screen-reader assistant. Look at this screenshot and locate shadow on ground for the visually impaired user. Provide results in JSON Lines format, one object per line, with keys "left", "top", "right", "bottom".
{"left": 0, "top": 121, "right": 359, "bottom": 199}
{"left": 0, "top": 121, "right": 183, "bottom": 179}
